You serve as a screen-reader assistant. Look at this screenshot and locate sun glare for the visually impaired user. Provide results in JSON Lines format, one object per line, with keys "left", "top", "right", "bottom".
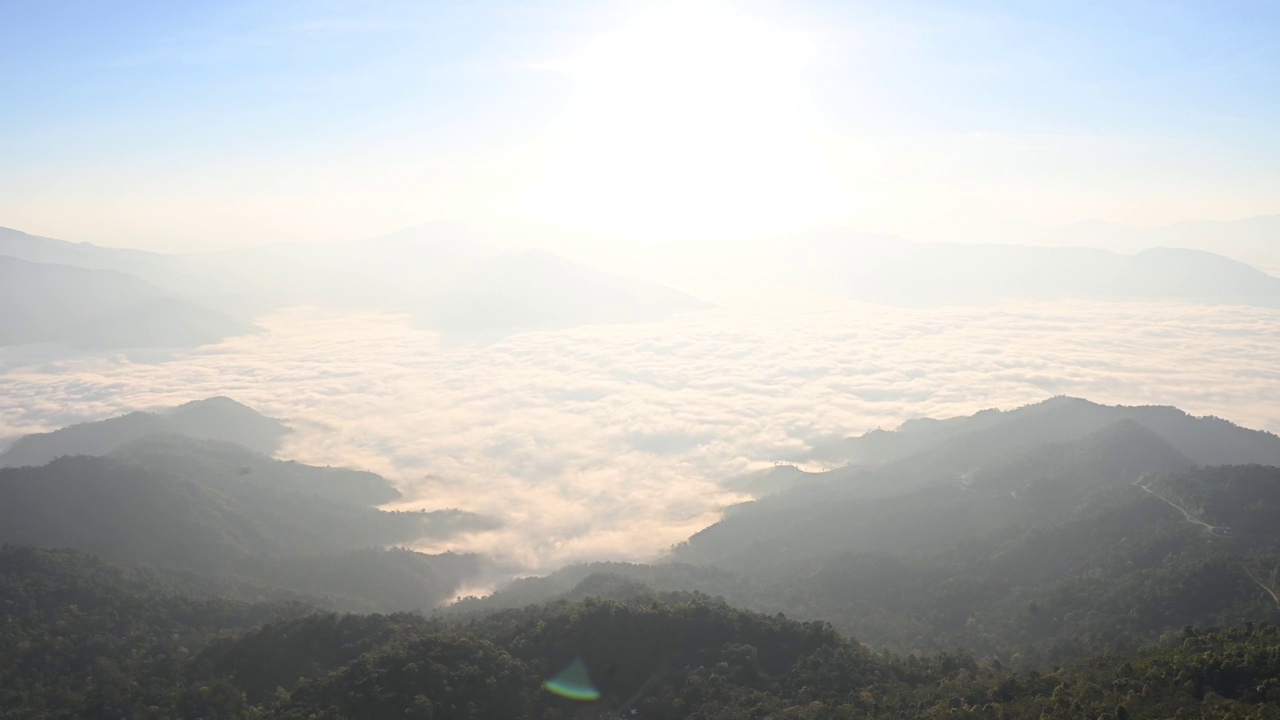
{"left": 521, "top": 2, "right": 848, "bottom": 242}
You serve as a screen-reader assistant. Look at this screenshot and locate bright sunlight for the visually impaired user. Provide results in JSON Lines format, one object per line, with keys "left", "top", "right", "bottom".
{"left": 521, "top": 2, "right": 849, "bottom": 242}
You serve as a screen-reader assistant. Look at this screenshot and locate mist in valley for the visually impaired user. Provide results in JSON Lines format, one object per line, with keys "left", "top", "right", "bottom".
{"left": 4, "top": 289, "right": 1280, "bottom": 578}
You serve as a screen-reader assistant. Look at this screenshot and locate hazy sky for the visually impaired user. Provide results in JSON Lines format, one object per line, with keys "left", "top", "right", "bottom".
{"left": 3, "top": 0, "right": 1279, "bottom": 250}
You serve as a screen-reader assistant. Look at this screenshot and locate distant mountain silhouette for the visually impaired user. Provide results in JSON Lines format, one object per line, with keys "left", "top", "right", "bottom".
{"left": 1000, "top": 214, "right": 1280, "bottom": 275}
{"left": 196, "top": 220, "right": 506, "bottom": 308}
{"left": 799, "top": 234, "right": 1280, "bottom": 307}
{"left": 615, "top": 228, "right": 1280, "bottom": 307}
{"left": 417, "top": 247, "right": 707, "bottom": 339}
{"left": 0, "top": 226, "right": 251, "bottom": 298}
{"left": 0, "top": 397, "right": 290, "bottom": 467}
{"left": 204, "top": 224, "right": 708, "bottom": 338}
{"left": 0, "top": 254, "right": 255, "bottom": 349}
{"left": 13, "top": 219, "right": 1275, "bottom": 346}
{"left": 6, "top": 222, "right": 709, "bottom": 342}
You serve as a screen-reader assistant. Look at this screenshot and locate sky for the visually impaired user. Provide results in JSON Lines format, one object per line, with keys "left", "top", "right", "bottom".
{"left": 3, "top": 0, "right": 1280, "bottom": 251}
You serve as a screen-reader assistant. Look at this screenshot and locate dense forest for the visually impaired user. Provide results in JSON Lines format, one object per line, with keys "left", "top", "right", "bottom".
{"left": 5, "top": 545, "right": 1280, "bottom": 719}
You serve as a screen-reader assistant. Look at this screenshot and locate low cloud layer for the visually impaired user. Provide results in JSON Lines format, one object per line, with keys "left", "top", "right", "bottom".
{"left": 2, "top": 299, "right": 1279, "bottom": 573}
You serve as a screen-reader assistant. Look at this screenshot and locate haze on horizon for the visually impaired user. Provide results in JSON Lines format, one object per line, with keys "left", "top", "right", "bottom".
{"left": 3, "top": 0, "right": 1280, "bottom": 254}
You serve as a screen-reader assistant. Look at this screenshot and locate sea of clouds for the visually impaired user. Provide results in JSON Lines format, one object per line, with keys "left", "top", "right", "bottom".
{"left": 2, "top": 298, "right": 1279, "bottom": 574}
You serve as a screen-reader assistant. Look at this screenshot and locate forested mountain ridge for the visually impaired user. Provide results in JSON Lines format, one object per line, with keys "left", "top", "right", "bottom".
{"left": 0, "top": 453, "right": 488, "bottom": 612}
{"left": 808, "top": 394, "right": 1280, "bottom": 468}
{"left": 0, "top": 396, "right": 292, "bottom": 467}
{"left": 0, "top": 399, "right": 497, "bottom": 612}
{"left": 108, "top": 433, "right": 400, "bottom": 507}
{"left": 679, "top": 418, "right": 1196, "bottom": 566}
{"left": 804, "top": 396, "right": 1280, "bottom": 469}
{"left": 459, "top": 401, "right": 1280, "bottom": 669}
{"left": 743, "top": 395, "right": 1280, "bottom": 500}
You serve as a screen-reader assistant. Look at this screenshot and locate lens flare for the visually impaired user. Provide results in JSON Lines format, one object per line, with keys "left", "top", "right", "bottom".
{"left": 543, "top": 657, "right": 601, "bottom": 701}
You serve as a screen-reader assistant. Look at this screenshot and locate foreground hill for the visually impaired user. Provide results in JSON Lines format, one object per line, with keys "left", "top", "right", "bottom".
{"left": 0, "top": 546, "right": 316, "bottom": 719}
{"left": 5, "top": 544, "right": 1280, "bottom": 719}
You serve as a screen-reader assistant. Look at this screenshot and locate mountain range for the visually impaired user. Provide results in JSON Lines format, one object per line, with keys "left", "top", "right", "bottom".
{"left": 4, "top": 394, "right": 1280, "bottom": 717}
{"left": 802, "top": 395, "right": 1280, "bottom": 469}
{"left": 0, "top": 254, "right": 254, "bottom": 350}
{"left": 609, "top": 227, "right": 1280, "bottom": 307}
{"left": 0, "top": 222, "right": 706, "bottom": 350}
{"left": 5, "top": 219, "right": 1280, "bottom": 352}
{"left": 974, "top": 213, "right": 1280, "bottom": 276}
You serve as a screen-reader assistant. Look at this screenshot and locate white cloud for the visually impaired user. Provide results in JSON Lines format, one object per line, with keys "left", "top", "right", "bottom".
{"left": 2, "top": 299, "right": 1279, "bottom": 573}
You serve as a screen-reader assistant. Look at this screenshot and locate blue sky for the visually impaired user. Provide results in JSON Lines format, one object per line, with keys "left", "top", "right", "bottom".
{"left": 2, "top": 0, "right": 1278, "bottom": 250}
